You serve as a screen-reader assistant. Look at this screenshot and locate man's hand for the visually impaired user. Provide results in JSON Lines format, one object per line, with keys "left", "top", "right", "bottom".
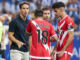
{"left": 50, "top": 49, "right": 56, "bottom": 58}
{"left": 50, "top": 40, "right": 59, "bottom": 58}
{"left": 17, "top": 41, "right": 25, "bottom": 48}
{"left": 57, "top": 50, "right": 64, "bottom": 58}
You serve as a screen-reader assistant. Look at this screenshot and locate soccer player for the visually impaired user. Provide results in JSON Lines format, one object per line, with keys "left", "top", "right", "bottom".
{"left": 42, "top": 7, "right": 56, "bottom": 60}
{"left": 26, "top": 9, "right": 58, "bottom": 60}
{"left": 42, "top": 7, "right": 51, "bottom": 22}
{"left": 51, "top": 2, "right": 74, "bottom": 60}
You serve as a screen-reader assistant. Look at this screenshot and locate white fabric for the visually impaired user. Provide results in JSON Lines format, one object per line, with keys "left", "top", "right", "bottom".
{"left": 54, "top": 51, "right": 72, "bottom": 60}
{"left": 10, "top": 50, "right": 29, "bottom": 60}
{"left": 30, "top": 55, "right": 51, "bottom": 59}
{"left": 56, "top": 51, "right": 72, "bottom": 56}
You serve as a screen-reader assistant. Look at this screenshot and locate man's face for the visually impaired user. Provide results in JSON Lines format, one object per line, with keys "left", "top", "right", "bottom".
{"left": 43, "top": 10, "right": 50, "bottom": 20}
{"left": 20, "top": 4, "right": 29, "bottom": 17}
{"left": 53, "top": 8, "right": 61, "bottom": 18}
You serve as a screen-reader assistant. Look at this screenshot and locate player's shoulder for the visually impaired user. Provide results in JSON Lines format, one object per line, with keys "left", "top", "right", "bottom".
{"left": 32, "top": 19, "right": 50, "bottom": 23}
{"left": 43, "top": 20, "right": 52, "bottom": 26}
{"left": 66, "top": 16, "right": 73, "bottom": 21}
{"left": 65, "top": 16, "right": 74, "bottom": 25}
{"left": 29, "top": 20, "right": 35, "bottom": 23}
{"left": 43, "top": 20, "right": 50, "bottom": 23}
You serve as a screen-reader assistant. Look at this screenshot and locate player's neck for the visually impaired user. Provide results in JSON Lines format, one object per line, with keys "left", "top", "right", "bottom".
{"left": 61, "top": 12, "right": 67, "bottom": 19}
{"left": 36, "top": 17, "right": 43, "bottom": 20}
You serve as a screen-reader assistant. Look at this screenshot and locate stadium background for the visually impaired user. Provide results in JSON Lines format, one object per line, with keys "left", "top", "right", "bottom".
{"left": 0, "top": 0, "right": 80, "bottom": 60}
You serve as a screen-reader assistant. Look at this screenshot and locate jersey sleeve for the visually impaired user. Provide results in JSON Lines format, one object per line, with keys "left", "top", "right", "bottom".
{"left": 26, "top": 21, "right": 31, "bottom": 33}
{"left": 66, "top": 17, "right": 74, "bottom": 31}
{"left": 50, "top": 24, "right": 56, "bottom": 37}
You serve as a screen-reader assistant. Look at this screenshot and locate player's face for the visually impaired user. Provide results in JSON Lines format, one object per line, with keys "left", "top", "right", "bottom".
{"left": 20, "top": 4, "right": 29, "bottom": 17}
{"left": 53, "top": 8, "right": 61, "bottom": 18}
{"left": 43, "top": 10, "right": 50, "bottom": 20}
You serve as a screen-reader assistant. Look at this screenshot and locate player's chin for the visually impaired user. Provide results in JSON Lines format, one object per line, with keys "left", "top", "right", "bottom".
{"left": 23, "top": 13, "right": 28, "bottom": 16}
{"left": 56, "top": 16, "right": 59, "bottom": 18}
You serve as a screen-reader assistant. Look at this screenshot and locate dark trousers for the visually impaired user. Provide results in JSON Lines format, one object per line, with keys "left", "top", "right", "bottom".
{"left": 0, "top": 43, "right": 5, "bottom": 58}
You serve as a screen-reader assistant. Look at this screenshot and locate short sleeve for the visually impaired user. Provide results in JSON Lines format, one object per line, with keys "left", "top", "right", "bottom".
{"left": 9, "top": 20, "right": 16, "bottom": 32}
{"left": 66, "top": 18, "right": 74, "bottom": 31}
{"left": 50, "top": 24, "right": 56, "bottom": 37}
{"left": 26, "top": 21, "right": 31, "bottom": 33}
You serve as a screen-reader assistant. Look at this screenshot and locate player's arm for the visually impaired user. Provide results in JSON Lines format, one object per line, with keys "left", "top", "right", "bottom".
{"left": 57, "top": 30, "right": 74, "bottom": 58}
{"left": 29, "top": 36, "right": 32, "bottom": 51}
{"left": 26, "top": 21, "right": 32, "bottom": 36}
{"left": 50, "top": 24, "right": 58, "bottom": 42}
{"left": 62, "top": 30, "right": 74, "bottom": 51}
{"left": 50, "top": 35, "right": 58, "bottom": 42}
{"left": 50, "top": 39, "right": 58, "bottom": 57}
{"left": 50, "top": 40, "right": 59, "bottom": 57}
{"left": 50, "top": 24, "right": 59, "bottom": 57}
{"left": 25, "top": 31, "right": 31, "bottom": 36}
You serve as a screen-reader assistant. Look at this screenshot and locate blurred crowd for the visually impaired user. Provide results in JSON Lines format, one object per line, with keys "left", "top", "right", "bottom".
{"left": 0, "top": 0, "right": 80, "bottom": 59}
{"left": 0, "top": 0, "right": 80, "bottom": 45}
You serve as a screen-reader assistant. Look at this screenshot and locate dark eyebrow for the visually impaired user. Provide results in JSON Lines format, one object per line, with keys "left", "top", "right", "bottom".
{"left": 22, "top": 7, "right": 29, "bottom": 9}
{"left": 44, "top": 13, "right": 50, "bottom": 14}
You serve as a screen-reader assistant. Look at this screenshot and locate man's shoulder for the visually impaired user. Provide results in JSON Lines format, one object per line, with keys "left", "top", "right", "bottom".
{"left": 10, "top": 18, "right": 17, "bottom": 23}
{"left": 42, "top": 20, "right": 51, "bottom": 24}
{"left": 65, "top": 16, "right": 73, "bottom": 21}
{"left": 31, "top": 20, "right": 51, "bottom": 25}
{"left": 11, "top": 15, "right": 20, "bottom": 23}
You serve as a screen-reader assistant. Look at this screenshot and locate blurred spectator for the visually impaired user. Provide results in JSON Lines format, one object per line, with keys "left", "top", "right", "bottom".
{"left": 66, "top": 0, "right": 72, "bottom": 6}
{"left": 58, "top": 0, "right": 68, "bottom": 4}
{"left": 19, "top": 0, "right": 27, "bottom": 2}
{"left": 28, "top": 0, "right": 37, "bottom": 12}
{"left": 51, "top": 18, "right": 58, "bottom": 31}
{"left": 0, "top": 0, "right": 2, "bottom": 14}
{"left": 67, "top": 0, "right": 79, "bottom": 22}
{"left": 0, "top": 14, "right": 11, "bottom": 60}
{"left": 0, "top": 0, "right": 11, "bottom": 14}
{"left": 78, "top": 0, "right": 80, "bottom": 20}
{"left": 10, "top": 0, "right": 19, "bottom": 15}
{"left": 71, "top": 15, "right": 80, "bottom": 37}
{"left": 36, "top": 0, "right": 42, "bottom": 9}
{"left": 2, "top": 16, "right": 12, "bottom": 50}
{"left": 41, "top": 0, "right": 51, "bottom": 8}
{"left": 29, "top": 11, "right": 35, "bottom": 19}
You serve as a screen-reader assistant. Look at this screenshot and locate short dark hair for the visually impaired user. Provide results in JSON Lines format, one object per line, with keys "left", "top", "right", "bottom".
{"left": 19, "top": 2, "right": 29, "bottom": 9}
{"left": 42, "top": 6, "right": 51, "bottom": 11}
{"left": 52, "top": 2, "right": 65, "bottom": 9}
{"left": 34, "top": 9, "right": 43, "bottom": 17}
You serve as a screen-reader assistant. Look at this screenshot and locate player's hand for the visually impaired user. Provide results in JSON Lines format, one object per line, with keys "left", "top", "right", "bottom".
{"left": 17, "top": 41, "right": 25, "bottom": 48}
{"left": 50, "top": 50, "right": 56, "bottom": 58}
{"left": 57, "top": 50, "right": 64, "bottom": 58}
